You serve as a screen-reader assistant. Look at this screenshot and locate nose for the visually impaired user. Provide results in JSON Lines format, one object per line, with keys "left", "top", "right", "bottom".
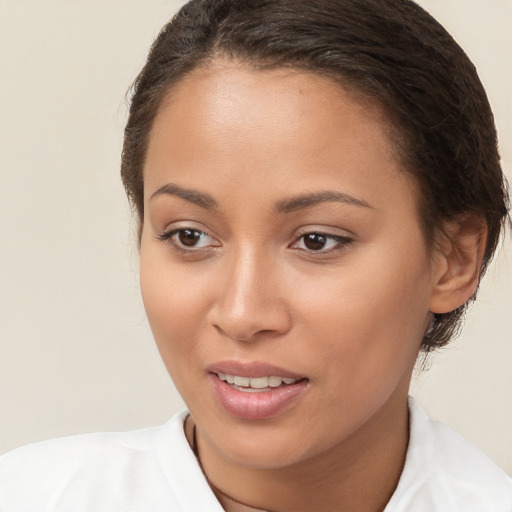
{"left": 207, "top": 248, "right": 292, "bottom": 342}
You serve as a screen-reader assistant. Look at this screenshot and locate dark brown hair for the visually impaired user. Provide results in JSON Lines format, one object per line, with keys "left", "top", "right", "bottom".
{"left": 121, "top": 0, "right": 509, "bottom": 351}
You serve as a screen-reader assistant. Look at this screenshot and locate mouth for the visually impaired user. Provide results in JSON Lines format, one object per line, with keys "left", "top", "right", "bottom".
{"left": 207, "top": 361, "right": 309, "bottom": 420}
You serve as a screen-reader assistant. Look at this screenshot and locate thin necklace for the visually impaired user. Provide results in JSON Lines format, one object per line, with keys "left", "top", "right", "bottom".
{"left": 186, "top": 415, "right": 278, "bottom": 512}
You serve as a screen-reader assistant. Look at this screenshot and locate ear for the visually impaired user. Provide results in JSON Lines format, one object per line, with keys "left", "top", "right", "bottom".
{"left": 429, "top": 216, "right": 488, "bottom": 314}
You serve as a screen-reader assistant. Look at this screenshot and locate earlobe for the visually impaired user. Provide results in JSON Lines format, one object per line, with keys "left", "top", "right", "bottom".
{"left": 429, "top": 216, "right": 488, "bottom": 314}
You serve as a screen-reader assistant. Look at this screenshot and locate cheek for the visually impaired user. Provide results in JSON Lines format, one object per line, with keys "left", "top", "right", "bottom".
{"left": 139, "top": 252, "right": 217, "bottom": 410}
{"left": 293, "top": 245, "right": 431, "bottom": 375}
{"left": 139, "top": 246, "right": 210, "bottom": 361}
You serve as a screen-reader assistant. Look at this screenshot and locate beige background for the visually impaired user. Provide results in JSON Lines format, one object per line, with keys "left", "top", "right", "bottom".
{"left": 1, "top": 0, "right": 510, "bottom": 475}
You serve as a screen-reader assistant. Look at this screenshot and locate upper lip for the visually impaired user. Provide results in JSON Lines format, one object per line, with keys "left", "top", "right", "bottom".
{"left": 206, "top": 360, "right": 307, "bottom": 380}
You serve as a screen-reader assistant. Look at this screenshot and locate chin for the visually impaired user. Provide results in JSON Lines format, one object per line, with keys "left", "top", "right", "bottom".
{"left": 199, "top": 417, "right": 324, "bottom": 470}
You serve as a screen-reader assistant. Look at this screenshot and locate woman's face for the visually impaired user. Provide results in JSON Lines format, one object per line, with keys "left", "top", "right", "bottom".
{"left": 140, "top": 63, "right": 440, "bottom": 468}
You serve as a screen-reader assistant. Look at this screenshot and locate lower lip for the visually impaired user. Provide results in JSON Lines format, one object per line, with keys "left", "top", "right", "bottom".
{"left": 208, "top": 374, "right": 308, "bottom": 420}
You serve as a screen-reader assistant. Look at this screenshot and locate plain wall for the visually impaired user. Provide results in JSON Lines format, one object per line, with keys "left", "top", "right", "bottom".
{"left": 0, "top": 0, "right": 510, "bottom": 475}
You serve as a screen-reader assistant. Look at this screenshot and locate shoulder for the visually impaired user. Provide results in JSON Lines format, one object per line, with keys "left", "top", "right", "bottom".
{"left": 0, "top": 410, "right": 212, "bottom": 511}
{"left": 386, "top": 398, "right": 512, "bottom": 512}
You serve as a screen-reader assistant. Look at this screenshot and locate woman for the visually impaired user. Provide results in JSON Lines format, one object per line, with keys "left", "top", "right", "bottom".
{"left": 1, "top": 0, "right": 511, "bottom": 510}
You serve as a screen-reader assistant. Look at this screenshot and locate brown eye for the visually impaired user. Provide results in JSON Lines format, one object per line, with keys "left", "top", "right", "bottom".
{"left": 303, "top": 233, "right": 328, "bottom": 251}
{"left": 293, "top": 231, "right": 353, "bottom": 254}
{"left": 156, "top": 227, "right": 219, "bottom": 251}
{"left": 178, "top": 229, "right": 202, "bottom": 247}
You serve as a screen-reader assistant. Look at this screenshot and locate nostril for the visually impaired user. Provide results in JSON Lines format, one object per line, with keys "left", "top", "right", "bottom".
{"left": 213, "top": 323, "right": 284, "bottom": 343}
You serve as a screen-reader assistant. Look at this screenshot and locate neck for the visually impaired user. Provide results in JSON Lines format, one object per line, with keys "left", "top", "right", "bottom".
{"left": 188, "top": 391, "right": 410, "bottom": 512}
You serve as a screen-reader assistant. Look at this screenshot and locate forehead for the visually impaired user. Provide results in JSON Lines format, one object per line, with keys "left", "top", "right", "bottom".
{"left": 144, "top": 62, "right": 417, "bottom": 214}
{"left": 150, "top": 61, "right": 392, "bottom": 155}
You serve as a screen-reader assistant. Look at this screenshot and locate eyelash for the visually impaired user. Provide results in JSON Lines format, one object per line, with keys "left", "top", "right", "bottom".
{"left": 155, "top": 228, "right": 353, "bottom": 255}
{"left": 291, "top": 232, "right": 354, "bottom": 254}
{"left": 155, "top": 228, "right": 218, "bottom": 254}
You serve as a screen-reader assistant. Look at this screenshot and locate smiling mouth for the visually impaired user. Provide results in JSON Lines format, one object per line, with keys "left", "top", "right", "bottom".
{"left": 216, "top": 372, "right": 306, "bottom": 393}
{"left": 209, "top": 366, "right": 309, "bottom": 419}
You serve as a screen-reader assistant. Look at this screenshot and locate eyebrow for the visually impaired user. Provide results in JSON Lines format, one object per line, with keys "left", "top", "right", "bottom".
{"left": 150, "top": 183, "right": 218, "bottom": 210}
{"left": 274, "top": 190, "right": 373, "bottom": 213}
{"left": 150, "top": 183, "right": 373, "bottom": 213}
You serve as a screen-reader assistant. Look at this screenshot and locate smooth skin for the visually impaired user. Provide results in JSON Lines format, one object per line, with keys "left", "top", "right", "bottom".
{"left": 140, "top": 62, "right": 486, "bottom": 512}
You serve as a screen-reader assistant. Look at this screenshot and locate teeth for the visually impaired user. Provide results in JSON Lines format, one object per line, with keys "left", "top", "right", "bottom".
{"left": 268, "top": 376, "right": 282, "bottom": 387}
{"left": 217, "top": 373, "right": 298, "bottom": 389}
{"left": 234, "top": 376, "right": 250, "bottom": 387}
{"left": 249, "top": 377, "right": 269, "bottom": 389}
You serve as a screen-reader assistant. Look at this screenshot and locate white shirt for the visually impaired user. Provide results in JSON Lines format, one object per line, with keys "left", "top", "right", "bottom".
{"left": 1, "top": 398, "right": 511, "bottom": 511}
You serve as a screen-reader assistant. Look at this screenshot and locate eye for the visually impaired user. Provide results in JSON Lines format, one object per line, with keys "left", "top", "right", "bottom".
{"left": 156, "top": 228, "right": 219, "bottom": 251}
{"left": 293, "top": 232, "right": 353, "bottom": 253}
{"left": 174, "top": 228, "right": 208, "bottom": 248}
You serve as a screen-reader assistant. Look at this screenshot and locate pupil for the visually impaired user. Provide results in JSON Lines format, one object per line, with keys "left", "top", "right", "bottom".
{"left": 304, "top": 233, "right": 326, "bottom": 251}
{"left": 179, "top": 229, "right": 201, "bottom": 247}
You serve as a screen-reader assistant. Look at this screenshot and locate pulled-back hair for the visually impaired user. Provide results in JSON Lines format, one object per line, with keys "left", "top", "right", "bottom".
{"left": 121, "top": 0, "right": 509, "bottom": 352}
